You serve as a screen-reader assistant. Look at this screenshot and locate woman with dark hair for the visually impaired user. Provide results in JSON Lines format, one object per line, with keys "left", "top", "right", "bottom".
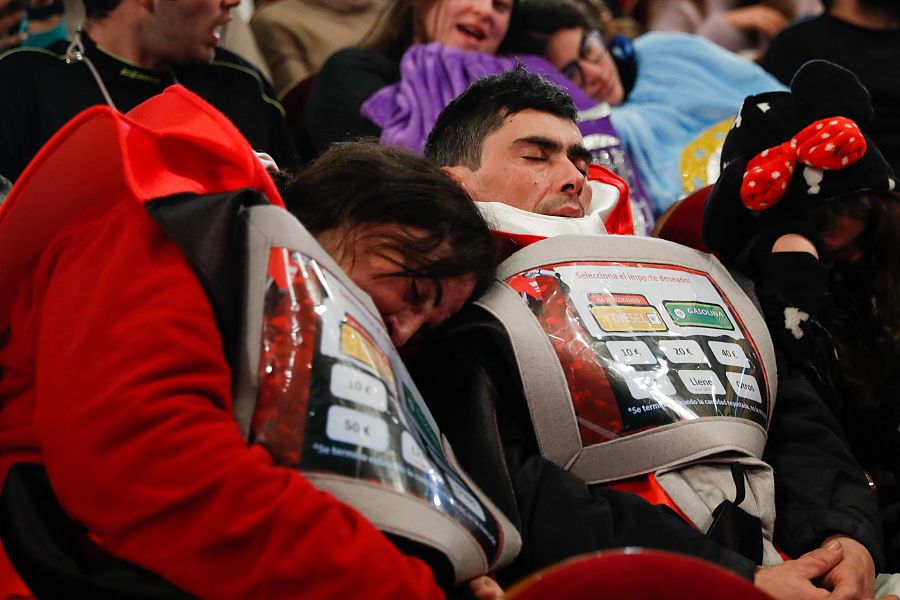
{"left": 282, "top": 141, "right": 498, "bottom": 346}
{"left": 703, "top": 60, "right": 900, "bottom": 573}
{"left": 499, "top": 0, "right": 637, "bottom": 105}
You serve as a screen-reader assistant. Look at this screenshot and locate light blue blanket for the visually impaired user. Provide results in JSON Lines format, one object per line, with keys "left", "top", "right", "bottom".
{"left": 609, "top": 32, "right": 785, "bottom": 213}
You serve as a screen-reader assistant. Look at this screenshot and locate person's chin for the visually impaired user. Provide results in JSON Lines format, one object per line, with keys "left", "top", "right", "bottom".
{"left": 606, "top": 86, "right": 625, "bottom": 107}
{"left": 457, "top": 39, "right": 491, "bottom": 54}
{"left": 586, "top": 79, "right": 623, "bottom": 106}
{"left": 196, "top": 45, "right": 216, "bottom": 63}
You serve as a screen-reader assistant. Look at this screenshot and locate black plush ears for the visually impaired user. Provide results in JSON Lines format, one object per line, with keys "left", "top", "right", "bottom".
{"left": 790, "top": 60, "right": 874, "bottom": 126}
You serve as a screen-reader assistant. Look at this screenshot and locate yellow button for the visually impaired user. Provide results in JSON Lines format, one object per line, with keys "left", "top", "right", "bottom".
{"left": 590, "top": 305, "right": 668, "bottom": 333}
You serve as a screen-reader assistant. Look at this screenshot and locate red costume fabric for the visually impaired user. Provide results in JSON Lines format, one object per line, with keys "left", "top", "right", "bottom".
{"left": 0, "top": 86, "right": 443, "bottom": 599}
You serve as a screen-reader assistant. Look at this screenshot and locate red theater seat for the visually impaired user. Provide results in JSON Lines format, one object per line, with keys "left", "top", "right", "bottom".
{"left": 507, "top": 549, "right": 770, "bottom": 600}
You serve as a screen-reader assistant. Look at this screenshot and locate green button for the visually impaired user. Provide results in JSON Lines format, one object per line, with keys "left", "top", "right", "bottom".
{"left": 403, "top": 384, "right": 443, "bottom": 457}
{"left": 664, "top": 301, "right": 734, "bottom": 330}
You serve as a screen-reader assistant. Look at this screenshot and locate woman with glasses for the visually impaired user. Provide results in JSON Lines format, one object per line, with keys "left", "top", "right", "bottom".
{"left": 501, "top": 1, "right": 640, "bottom": 107}
{"left": 502, "top": 0, "right": 785, "bottom": 214}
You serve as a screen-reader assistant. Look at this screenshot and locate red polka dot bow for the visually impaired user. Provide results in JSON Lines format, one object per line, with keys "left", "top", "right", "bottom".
{"left": 740, "top": 116, "right": 867, "bottom": 211}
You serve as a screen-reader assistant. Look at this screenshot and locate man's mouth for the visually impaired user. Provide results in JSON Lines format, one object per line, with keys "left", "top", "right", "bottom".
{"left": 457, "top": 23, "right": 487, "bottom": 41}
{"left": 550, "top": 203, "right": 585, "bottom": 218}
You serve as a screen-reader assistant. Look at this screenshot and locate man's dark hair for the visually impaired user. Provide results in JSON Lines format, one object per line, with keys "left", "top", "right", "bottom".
{"left": 499, "top": 0, "right": 598, "bottom": 56}
{"left": 424, "top": 69, "right": 578, "bottom": 169}
{"left": 280, "top": 141, "right": 496, "bottom": 297}
{"left": 82, "top": 0, "right": 122, "bottom": 19}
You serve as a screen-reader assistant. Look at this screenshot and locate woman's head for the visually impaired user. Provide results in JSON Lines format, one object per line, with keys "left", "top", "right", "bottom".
{"left": 500, "top": 0, "right": 625, "bottom": 105}
{"left": 816, "top": 191, "right": 900, "bottom": 265}
{"left": 818, "top": 191, "right": 900, "bottom": 408}
{"left": 370, "top": 0, "right": 513, "bottom": 56}
{"left": 280, "top": 141, "right": 496, "bottom": 347}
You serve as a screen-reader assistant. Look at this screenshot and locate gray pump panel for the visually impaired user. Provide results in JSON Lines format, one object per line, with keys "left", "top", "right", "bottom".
{"left": 476, "top": 234, "right": 783, "bottom": 565}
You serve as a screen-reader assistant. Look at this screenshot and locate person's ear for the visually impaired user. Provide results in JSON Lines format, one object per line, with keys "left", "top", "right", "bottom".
{"left": 441, "top": 165, "right": 476, "bottom": 196}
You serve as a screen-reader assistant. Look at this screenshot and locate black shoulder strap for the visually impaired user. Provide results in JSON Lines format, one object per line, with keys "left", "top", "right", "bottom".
{"left": 146, "top": 188, "right": 269, "bottom": 381}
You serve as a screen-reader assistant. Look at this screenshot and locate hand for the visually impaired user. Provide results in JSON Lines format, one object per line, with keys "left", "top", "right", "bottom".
{"left": 469, "top": 575, "right": 505, "bottom": 600}
{"left": 771, "top": 233, "right": 819, "bottom": 257}
{"left": 0, "top": 0, "right": 26, "bottom": 52}
{"left": 819, "top": 535, "right": 898, "bottom": 600}
{"left": 753, "top": 540, "right": 843, "bottom": 600}
{"left": 723, "top": 5, "right": 788, "bottom": 38}
{"left": 738, "top": 211, "right": 827, "bottom": 278}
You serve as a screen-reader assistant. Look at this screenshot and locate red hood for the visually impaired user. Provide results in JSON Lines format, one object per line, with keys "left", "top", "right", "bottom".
{"left": 0, "top": 85, "right": 284, "bottom": 332}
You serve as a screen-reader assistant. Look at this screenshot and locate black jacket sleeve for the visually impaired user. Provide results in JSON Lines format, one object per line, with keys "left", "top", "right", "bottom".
{"left": 302, "top": 48, "right": 400, "bottom": 156}
{"left": 411, "top": 306, "right": 758, "bottom": 584}
{"left": 748, "top": 254, "right": 885, "bottom": 567}
{"left": 0, "top": 51, "right": 44, "bottom": 182}
{"left": 763, "top": 351, "right": 885, "bottom": 568}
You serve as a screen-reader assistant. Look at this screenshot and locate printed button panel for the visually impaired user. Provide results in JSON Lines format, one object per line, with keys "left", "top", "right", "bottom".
{"left": 330, "top": 363, "right": 388, "bottom": 411}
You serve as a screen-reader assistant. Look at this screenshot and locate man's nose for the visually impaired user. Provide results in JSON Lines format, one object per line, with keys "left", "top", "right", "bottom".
{"left": 559, "top": 160, "right": 586, "bottom": 197}
{"left": 468, "top": 0, "right": 492, "bottom": 17}
{"left": 384, "top": 311, "right": 427, "bottom": 348}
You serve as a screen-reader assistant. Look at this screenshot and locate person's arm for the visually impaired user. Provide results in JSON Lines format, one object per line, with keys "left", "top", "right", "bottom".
{"left": 32, "top": 201, "right": 444, "bottom": 600}
{"left": 763, "top": 349, "right": 884, "bottom": 567}
{"left": 751, "top": 245, "right": 842, "bottom": 412}
{"left": 645, "top": 0, "right": 704, "bottom": 34}
{"left": 209, "top": 47, "right": 300, "bottom": 170}
{"left": 303, "top": 47, "right": 399, "bottom": 155}
{"left": 646, "top": 0, "right": 746, "bottom": 51}
{"left": 748, "top": 236, "right": 885, "bottom": 597}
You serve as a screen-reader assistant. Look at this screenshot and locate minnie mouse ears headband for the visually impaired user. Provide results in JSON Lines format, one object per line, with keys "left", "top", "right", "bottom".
{"left": 740, "top": 115, "right": 867, "bottom": 211}
{"left": 703, "top": 61, "right": 896, "bottom": 260}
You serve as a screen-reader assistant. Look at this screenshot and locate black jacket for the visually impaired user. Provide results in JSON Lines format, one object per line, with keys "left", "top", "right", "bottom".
{"left": 0, "top": 34, "right": 298, "bottom": 182}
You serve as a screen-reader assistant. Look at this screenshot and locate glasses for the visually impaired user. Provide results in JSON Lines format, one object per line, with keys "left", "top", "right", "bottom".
{"left": 560, "top": 29, "right": 607, "bottom": 85}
